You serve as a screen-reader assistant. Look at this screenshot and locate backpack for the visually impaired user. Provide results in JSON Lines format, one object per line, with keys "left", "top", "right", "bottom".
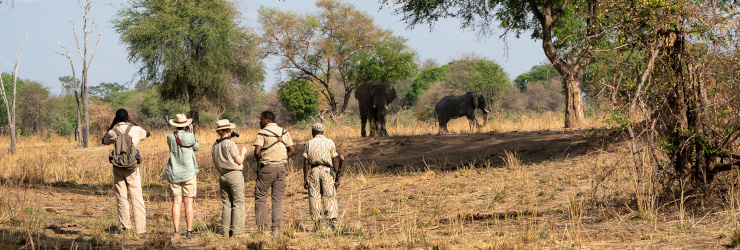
{"left": 258, "top": 128, "right": 288, "bottom": 151}
{"left": 109, "top": 125, "right": 141, "bottom": 168}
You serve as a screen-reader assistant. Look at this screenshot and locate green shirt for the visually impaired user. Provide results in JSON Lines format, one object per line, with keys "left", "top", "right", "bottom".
{"left": 166, "top": 130, "right": 199, "bottom": 183}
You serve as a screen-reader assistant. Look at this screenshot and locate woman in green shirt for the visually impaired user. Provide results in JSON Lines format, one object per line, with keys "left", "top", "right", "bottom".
{"left": 166, "top": 114, "right": 199, "bottom": 239}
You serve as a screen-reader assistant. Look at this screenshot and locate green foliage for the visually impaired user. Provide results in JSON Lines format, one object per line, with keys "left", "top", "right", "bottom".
{"left": 406, "top": 66, "right": 446, "bottom": 106}
{"left": 514, "top": 64, "right": 561, "bottom": 90}
{"left": 277, "top": 78, "right": 320, "bottom": 121}
{"left": 113, "top": 0, "right": 264, "bottom": 124}
{"left": 0, "top": 73, "right": 26, "bottom": 127}
{"left": 17, "top": 82, "right": 54, "bottom": 135}
{"left": 349, "top": 36, "right": 418, "bottom": 85}
{"left": 89, "top": 82, "right": 128, "bottom": 102}
{"left": 464, "top": 59, "right": 510, "bottom": 100}
{"left": 58, "top": 76, "right": 79, "bottom": 96}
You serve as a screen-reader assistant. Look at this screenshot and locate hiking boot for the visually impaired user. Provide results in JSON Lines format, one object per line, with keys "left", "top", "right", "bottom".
{"left": 326, "top": 220, "right": 336, "bottom": 231}
{"left": 185, "top": 231, "right": 194, "bottom": 239}
{"left": 271, "top": 228, "right": 281, "bottom": 236}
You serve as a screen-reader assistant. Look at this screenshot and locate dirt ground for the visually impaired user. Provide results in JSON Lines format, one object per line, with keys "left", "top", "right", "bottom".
{"left": 3, "top": 129, "right": 736, "bottom": 249}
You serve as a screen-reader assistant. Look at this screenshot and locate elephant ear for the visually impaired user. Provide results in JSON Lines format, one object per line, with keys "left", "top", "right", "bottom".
{"left": 469, "top": 92, "right": 479, "bottom": 109}
{"left": 355, "top": 82, "right": 371, "bottom": 104}
{"left": 384, "top": 82, "right": 397, "bottom": 105}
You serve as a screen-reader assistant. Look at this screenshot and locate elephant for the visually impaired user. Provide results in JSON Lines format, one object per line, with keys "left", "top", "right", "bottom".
{"left": 435, "top": 92, "right": 490, "bottom": 133}
{"left": 354, "top": 80, "right": 396, "bottom": 137}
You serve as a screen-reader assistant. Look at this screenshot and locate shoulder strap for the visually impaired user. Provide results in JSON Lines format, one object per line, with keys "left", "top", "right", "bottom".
{"left": 260, "top": 128, "right": 287, "bottom": 151}
{"left": 174, "top": 131, "right": 195, "bottom": 148}
{"left": 124, "top": 125, "right": 133, "bottom": 136}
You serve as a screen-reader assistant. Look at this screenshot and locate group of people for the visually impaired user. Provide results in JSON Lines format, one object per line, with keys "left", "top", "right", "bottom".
{"left": 102, "top": 108, "right": 344, "bottom": 239}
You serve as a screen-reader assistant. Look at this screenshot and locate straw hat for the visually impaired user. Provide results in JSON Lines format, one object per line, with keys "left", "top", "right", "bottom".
{"left": 168, "top": 113, "right": 193, "bottom": 127}
{"left": 311, "top": 123, "right": 325, "bottom": 132}
{"left": 212, "top": 119, "right": 236, "bottom": 131}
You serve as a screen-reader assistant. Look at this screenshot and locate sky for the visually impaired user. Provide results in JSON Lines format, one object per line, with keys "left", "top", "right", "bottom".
{"left": 0, "top": 0, "right": 548, "bottom": 95}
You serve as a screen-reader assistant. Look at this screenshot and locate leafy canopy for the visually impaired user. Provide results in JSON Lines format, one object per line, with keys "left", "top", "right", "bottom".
{"left": 89, "top": 82, "right": 128, "bottom": 102}
{"left": 406, "top": 66, "right": 447, "bottom": 106}
{"left": 349, "top": 36, "right": 418, "bottom": 86}
{"left": 277, "top": 77, "right": 319, "bottom": 121}
{"left": 514, "top": 64, "right": 561, "bottom": 90}
{"left": 113, "top": 0, "right": 264, "bottom": 123}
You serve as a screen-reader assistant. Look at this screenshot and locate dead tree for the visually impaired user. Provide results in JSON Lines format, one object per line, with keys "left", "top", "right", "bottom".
{"left": 54, "top": 0, "right": 102, "bottom": 148}
{"left": 0, "top": 29, "right": 28, "bottom": 154}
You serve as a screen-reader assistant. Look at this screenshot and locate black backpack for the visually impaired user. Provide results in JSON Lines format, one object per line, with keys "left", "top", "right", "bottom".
{"left": 109, "top": 126, "right": 141, "bottom": 168}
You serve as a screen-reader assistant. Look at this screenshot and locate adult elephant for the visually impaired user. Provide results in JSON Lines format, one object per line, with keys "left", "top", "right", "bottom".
{"left": 435, "top": 92, "right": 490, "bottom": 133}
{"left": 354, "top": 80, "right": 396, "bottom": 137}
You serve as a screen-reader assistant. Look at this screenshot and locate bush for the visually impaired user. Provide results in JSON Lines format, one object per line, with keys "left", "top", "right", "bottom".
{"left": 278, "top": 78, "right": 320, "bottom": 121}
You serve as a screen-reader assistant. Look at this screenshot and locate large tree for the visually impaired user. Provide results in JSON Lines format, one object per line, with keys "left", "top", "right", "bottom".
{"left": 54, "top": 0, "right": 103, "bottom": 148}
{"left": 383, "top": 0, "right": 602, "bottom": 128}
{"left": 259, "top": 0, "right": 393, "bottom": 114}
{"left": 113, "top": 0, "right": 264, "bottom": 127}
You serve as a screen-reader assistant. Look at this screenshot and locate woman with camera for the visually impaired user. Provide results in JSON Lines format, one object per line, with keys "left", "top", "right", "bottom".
{"left": 166, "top": 113, "right": 200, "bottom": 239}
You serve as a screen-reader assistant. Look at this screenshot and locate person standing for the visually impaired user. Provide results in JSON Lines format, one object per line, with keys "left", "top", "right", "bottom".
{"left": 211, "top": 119, "right": 248, "bottom": 238}
{"left": 302, "top": 123, "right": 344, "bottom": 230}
{"left": 102, "top": 108, "right": 151, "bottom": 236}
{"left": 165, "top": 114, "right": 199, "bottom": 239}
{"left": 253, "top": 111, "right": 295, "bottom": 234}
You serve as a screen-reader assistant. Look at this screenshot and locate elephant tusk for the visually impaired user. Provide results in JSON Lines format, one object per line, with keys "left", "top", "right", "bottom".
{"left": 483, "top": 109, "right": 491, "bottom": 113}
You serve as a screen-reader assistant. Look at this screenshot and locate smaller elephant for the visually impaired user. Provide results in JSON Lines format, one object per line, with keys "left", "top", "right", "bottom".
{"left": 354, "top": 80, "right": 396, "bottom": 137}
{"left": 435, "top": 92, "right": 490, "bottom": 133}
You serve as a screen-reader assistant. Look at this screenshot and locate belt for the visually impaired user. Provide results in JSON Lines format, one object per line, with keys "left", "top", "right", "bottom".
{"left": 311, "top": 164, "right": 331, "bottom": 168}
{"left": 221, "top": 169, "right": 243, "bottom": 174}
{"left": 262, "top": 163, "right": 285, "bottom": 168}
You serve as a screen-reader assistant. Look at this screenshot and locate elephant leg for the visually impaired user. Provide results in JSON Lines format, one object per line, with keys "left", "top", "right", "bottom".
{"left": 379, "top": 117, "right": 388, "bottom": 136}
{"left": 368, "top": 114, "right": 377, "bottom": 137}
{"left": 360, "top": 114, "right": 368, "bottom": 137}
{"left": 440, "top": 118, "right": 449, "bottom": 133}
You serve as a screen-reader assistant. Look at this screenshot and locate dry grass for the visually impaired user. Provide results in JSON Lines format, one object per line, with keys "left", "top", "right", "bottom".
{"left": 0, "top": 112, "right": 735, "bottom": 248}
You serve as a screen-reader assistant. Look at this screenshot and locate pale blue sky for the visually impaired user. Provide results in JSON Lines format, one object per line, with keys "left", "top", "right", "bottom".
{"left": 0, "top": 0, "right": 547, "bottom": 94}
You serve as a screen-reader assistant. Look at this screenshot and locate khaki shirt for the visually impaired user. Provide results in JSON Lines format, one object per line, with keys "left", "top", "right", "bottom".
{"left": 303, "top": 135, "right": 339, "bottom": 167}
{"left": 102, "top": 123, "right": 148, "bottom": 148}
{"left": 253, "top": 123, "right": 294, "bottom": 165}
{"left": 212, "top": 139, "right": 242, "bottom": 174}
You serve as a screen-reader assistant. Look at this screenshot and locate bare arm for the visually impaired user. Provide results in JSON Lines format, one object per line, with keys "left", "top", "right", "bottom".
{"left": 253, "top": 145, "right": 263, "bottom": 162}
{"left": 303, "top": 158, "right": 309, "bottom": 189}
{"left": 128, "top": 116, "right": 151, "bottom": 137}
{"left": 234, "top": 147, "right": 248, "bottom": 165}
{"left": 333, "top": 154, "right": 344, "bottom": 187}
{"left": 287, "top": 145, "right": 295, "bottom": 158}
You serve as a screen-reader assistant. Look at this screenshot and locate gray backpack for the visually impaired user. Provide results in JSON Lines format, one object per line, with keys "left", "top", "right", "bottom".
{"left": 109, "top": 126, "right": 141, "bottom": 168}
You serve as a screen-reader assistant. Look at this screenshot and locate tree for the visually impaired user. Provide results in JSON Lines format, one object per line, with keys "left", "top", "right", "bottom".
{"left": 89, "top": 82, "right": 128, "bottom": 102}
{"left": 56, "top": 76, "right": 83, "bottom": 146}
{"left": 0, "top": 30, "right": 27, "bottom": 154}
{"left": 0, "top": 73, "right": 25, "bottom": 126}
{"left": 259, "top": 0, "right": 392, "bottom": 114}
{"left": 277, "top": 77, "right": 320, "bottom": 121}
{"left": 514, "top": 63, "right": 560, "bottom": 91}
{"left": 18, "top": 82, "right": 54, "bottom": 134}
{"left": 113, "top": 0, "right": 264, "bottom": 127}
{"left": 444, "top": 57, "right": 510, "bottom": 102}
{"left": 383, "top": 0, "right": 603, "bottom": 128}
{"left": 406, "top": 66, "right": 446, "bottom": 106}
{"left": 54, "top": 0, "right": 103, "bottom": 148}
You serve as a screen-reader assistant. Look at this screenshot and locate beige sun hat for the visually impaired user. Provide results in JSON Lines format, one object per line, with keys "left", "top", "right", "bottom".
{"left": 212, "top": 119, "right": 236, "bottom": 131}
{"left": 168, "top": 113, "right": 193, "bottom": 127}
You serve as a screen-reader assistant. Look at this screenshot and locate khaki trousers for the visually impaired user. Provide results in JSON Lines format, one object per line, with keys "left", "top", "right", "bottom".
{"left": 254, "top": 164, "right": 286, "bottom": 231}
{"left": 113, "top": 167, "right": 146, "bottom": 234}
{"left": 219, "top": 171, "right": 245, "bottom": 237}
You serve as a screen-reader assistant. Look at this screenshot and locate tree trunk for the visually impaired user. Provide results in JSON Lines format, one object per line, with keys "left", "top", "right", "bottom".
{"left": 340, "top": 89, "right": 352, "bottom": 114}
{"left": 563, "top": 75, "right": 585, "bottom": 128}
{"left": 81, "top": 82, "right": 89, "bottom": 148}
{"left": 189, "top": 106, "right": 200, "bottom": 133}
{"left": 8, "top": 118, "right": 15, "bottom": 154}
{"left": 74, "top": 90, "right": 82, "bottom": 148}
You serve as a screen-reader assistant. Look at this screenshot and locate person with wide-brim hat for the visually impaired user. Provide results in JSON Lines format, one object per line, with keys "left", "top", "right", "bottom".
{"left": 211, "top": 119, "right": 248, "bottom": 237}
{"left": 165, "top": 113, "right": 199, "bottom": 239}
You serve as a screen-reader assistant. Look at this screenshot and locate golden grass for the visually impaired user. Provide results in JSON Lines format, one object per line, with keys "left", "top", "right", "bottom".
{"left": 0, "top": 112, "right": 735, "bottom": 248}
